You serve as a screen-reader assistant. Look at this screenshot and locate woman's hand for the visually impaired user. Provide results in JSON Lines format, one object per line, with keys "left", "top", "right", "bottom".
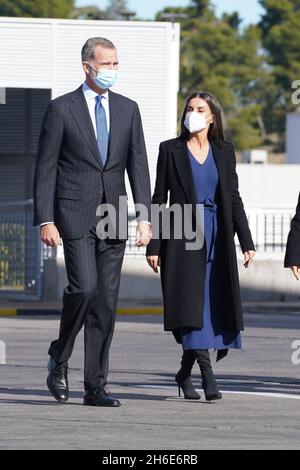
{"left": 146, "top": 255, "right": 160, "bottom": 273}
{"left": 243, "top": 250, "right": 255, "bottom": 268}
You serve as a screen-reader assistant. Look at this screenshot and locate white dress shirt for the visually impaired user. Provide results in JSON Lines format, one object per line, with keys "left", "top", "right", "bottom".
{"left": 40, "top": 81, "right": 150, "bottom": 227}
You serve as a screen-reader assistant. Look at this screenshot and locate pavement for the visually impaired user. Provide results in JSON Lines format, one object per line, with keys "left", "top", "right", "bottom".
{"left": 0, "top": 310, "right": 300, "bottom": 450}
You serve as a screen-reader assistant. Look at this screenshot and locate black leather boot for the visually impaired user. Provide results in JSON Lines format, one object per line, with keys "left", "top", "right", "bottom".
{"left": 175, "top": 350, "right": 200, "bottom": 399}
{"left": 195, "top": 349, "right": 222, "bottom": 401}
{"left": 47, "top": 356, "right": 69, "bottom": 402}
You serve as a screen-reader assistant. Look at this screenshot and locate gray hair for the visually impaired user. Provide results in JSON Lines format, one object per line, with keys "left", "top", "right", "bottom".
{"left": 81, "top": 37, "right": 116, "bottom": 62}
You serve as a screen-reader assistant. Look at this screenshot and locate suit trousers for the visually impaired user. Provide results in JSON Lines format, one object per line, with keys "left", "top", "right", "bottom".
{"left": 48, "top": 194, "right": 126, "bottom": 389}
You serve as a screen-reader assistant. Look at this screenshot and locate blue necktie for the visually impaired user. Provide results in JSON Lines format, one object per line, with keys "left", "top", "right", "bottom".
{"left": 95, "top": 94, "right": 108, "bottom": 167}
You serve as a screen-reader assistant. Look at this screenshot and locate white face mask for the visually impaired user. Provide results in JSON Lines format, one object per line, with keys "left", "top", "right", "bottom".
{"left": 184, "top": 111, "right": 212, "bottom": 133}
{"left": 89, "top": 64, "right": 118, "bottom": 89}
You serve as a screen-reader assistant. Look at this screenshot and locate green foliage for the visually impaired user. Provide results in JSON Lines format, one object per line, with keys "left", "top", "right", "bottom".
{"left": 166, "top": 2, "right": 268, "bottom": 149}
{"left": 71, "top": 6, "right": 105, "bottom": 20}
{"left": 1, "top": 0, "right": 298, "bottom": 151}
{"left": 227, "top": 105, "right": 264, "bottom": 150}
{"left": 158, "top": 0, "right": 298, "bottom": 151}
{"left": 0, "top": 0, "right": 74, "bottom": 18}
{"left": 105, "top": 0, "right": 129, "bottom": 20}
{"left": 258, "top": 0, "right": 300, "bottom": 144}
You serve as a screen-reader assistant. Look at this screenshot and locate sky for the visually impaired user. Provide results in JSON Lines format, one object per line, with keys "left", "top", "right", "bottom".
{"left": 75, "top": 0, "right": 264, "bottom": 25}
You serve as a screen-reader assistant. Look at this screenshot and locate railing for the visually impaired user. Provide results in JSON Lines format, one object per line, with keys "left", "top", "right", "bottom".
{"left": 126, "top": 208, "right": 294, "bottom": 257}
{"left": 0, "top": 201, "right": 295, "bottom": 300}
{"left": 0, "top": 200, "right": 43, "bottom": 299}
{"left": 247, "top": 208, "right": 293, "bottom": 255}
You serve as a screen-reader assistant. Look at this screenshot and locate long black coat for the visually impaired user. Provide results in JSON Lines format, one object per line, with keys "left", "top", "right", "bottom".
{"left": 284, "top": 193, "right": 300, "bottom": 267}
{"left": 146, "top": 137, "right": 255, "bottom": 341}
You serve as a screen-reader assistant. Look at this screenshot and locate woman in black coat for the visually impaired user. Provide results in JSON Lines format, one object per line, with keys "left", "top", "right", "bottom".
{"left": 284, "top": 193, "right": 300, "bottom": 279}
{"left": 146, "top": 92, "right": 255, "bottom": 402}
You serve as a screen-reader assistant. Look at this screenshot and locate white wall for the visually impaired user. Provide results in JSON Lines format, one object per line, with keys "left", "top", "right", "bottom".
{"left": 0, "top": 17, "right": 180, "bottom": 209}
{"left": 236, "top": 163, "right": 300, "bottom": 209}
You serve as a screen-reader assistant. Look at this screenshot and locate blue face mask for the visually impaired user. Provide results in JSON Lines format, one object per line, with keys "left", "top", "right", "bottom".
{"left": 90, "top": 65, "right": 118, "bottom": 89}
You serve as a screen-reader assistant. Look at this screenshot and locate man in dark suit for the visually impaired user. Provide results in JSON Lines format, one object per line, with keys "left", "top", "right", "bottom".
{"left": 33, "top": 37, "right": 152, "bottom": 406}
{"left": 284, "top": 193, "right": 300, "bottom": 280}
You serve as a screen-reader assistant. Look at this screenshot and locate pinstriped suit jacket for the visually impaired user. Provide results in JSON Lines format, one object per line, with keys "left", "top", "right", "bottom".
{"left": 32, "top": 85, "right": 151, "bottom": 240}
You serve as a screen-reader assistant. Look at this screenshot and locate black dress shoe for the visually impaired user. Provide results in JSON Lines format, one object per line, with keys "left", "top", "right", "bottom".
{"left": 47, "top": 356, "right": 69, "bottom": 402}
{"left": 83, "top": 387, "right": 121, "bottom": 407}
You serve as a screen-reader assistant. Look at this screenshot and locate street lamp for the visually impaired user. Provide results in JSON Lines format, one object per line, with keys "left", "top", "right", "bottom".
{"left": 120, "top": 9, "right": 136, "bottom": 21}
{"left": 158, "top": 12, "right": 188, "bottom": 23}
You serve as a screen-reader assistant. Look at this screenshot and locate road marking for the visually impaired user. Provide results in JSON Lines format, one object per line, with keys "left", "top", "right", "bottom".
{"left": 0, "top": 341, "right": 6, "bottom": 364}
{"left": 134, "top": 384, "right": 300, "bottom": 400}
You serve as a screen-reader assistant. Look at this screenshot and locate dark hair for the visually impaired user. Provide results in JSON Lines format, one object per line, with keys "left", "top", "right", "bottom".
{"left": 81, "top": 37, "right": 115, "bottom": 62}
{"left": 180, "top": 91, "right": 225, "bottom": 141}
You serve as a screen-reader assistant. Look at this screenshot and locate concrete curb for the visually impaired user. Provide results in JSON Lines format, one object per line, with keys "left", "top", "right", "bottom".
{"left": 0, "top": 307, "right": 164, "bottom": 316}
{"left": 1, "top": 303, "right": 300, "bottom": 316}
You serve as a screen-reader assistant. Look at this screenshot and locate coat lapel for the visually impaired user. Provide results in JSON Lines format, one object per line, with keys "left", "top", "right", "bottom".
{"left": 210, "top": 140, "right": 228, "bottom": 205}
{"left": 69, "top": 86, "right": 103, "bottom": 169}
{"left": 172, "top": 138, "right": 198, "bottom": 208}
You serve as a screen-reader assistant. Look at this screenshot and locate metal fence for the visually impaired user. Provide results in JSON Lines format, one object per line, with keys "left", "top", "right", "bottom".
{"left": 0, "top": 200, "right": 43, "bottom": 299}
{"left": 247, "top": 208, "right": 293, "bottom": 254}
{"left": 126, "top": 208, "right": 294, "bottom": 256}
{"left": 0, "top": 201, "right": 295, "bottom": 300}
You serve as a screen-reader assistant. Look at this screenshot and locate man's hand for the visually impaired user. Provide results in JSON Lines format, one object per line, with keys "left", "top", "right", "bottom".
{"left": 136, "top": 222, "right": 152, "bottom": 246}
{"left": 289, "top": 266, "right": 300, "bottom": 281}
{"left": 40, "top": 223, "right": 62, "bottom": 247}
{"left": 243, "top": 250, "right": 255, "bottom": 268}
{"left": 146, "top": 255, "right": 160, "bottom": 273}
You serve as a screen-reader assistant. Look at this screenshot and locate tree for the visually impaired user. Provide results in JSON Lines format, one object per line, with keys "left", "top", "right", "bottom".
{"left": 189, "top": 0, "right": 211, "bottom": 16}
{"left": 0, "top": 0, "right": 74, "bottom": 18}
{"left": 105, "top": 0, "right": 129, "bottom": 20}
{"left": 222, "top": 12, "right": 243, "bottom": 30}
{"left": 72, "top": 6, "right": 106, "bottom": 20}
{"left": 258, "top": 0, "right": 300, "bottom": 147}
{"left": 158, "top": 1, "right": 269, "bottom": 150}
{"left": 259, "top": 0, "right": 296, "bottom": 35}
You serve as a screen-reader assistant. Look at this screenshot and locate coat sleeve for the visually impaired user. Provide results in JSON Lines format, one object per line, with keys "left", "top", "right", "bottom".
{"left": 145, "top": 142, "right": 169, "bottom": 256}
{"left": 32, "top": 102, "right": 63, "bottom": 226}
{"left": 284, "top": 193, "right": 300, "bottom": 267}
{"left": 126, "top": 103, "right": 152, "bottom": 224}
{"left": 229, "top": 143, "right": 255, "bottom": 253}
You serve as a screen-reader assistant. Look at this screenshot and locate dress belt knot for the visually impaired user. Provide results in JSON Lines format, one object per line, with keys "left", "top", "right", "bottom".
{"left": 203, "top": 197, "right": 217, "bottom": 262}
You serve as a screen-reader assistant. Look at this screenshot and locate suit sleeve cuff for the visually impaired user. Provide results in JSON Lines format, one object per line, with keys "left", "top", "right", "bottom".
{"left": 40, "top": 222, "right": 54, "bottom": 226}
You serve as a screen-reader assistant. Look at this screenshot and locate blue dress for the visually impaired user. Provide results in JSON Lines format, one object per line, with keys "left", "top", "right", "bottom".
{"left": 181, "top": 144, "right": 241, "bottom": 351}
